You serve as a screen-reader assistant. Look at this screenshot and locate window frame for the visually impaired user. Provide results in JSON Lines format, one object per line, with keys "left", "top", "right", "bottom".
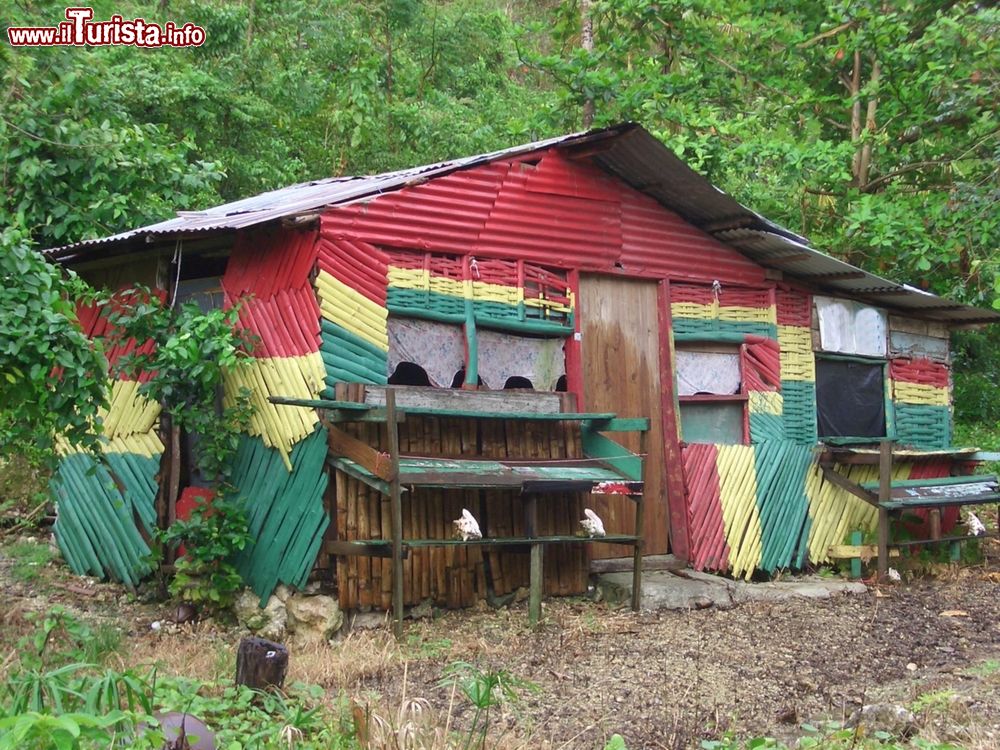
{"left": 814, "top": 352, "right": 891, "bottom": 441}
{"left": 676, "top": 341, "right": 749, "bottom": 445}
{"left": 386, "top": 314, "right": 569, "bottom": 393}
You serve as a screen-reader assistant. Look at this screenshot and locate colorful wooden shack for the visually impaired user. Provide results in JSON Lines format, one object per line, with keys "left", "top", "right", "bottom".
{"left": 47, "top": 123, "right": 1000, "bottom": 610}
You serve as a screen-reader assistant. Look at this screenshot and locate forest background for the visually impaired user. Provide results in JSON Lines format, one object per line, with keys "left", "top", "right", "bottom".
{"left": 2, "top": 0, "right": 998, "bottom": 447}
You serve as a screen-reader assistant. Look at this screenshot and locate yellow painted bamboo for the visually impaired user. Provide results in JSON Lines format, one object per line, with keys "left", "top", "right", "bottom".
{"left": 892, "top": 381, "right": 949, "bottom": 406}
{"left": 223, "top": 352, "right": 325, "bottom": 467}
{"left": 315, "top": 271, "right": 389, "bottom": 350}
{"left": 670, "top": 302, "right": 774, "bottom": 324}
{"left": 805, "top": 462, "right": 913, "bottom": 562}
{"left": 101, "top": 380, "right": 160, "bottom": 439}
{"left": 715, "top": 444, "right": 762, "bottom": 579}
{"left": 777, "top": 325, "right": 815, "bottom": 381}
{"left": 748, "top": 391, "right": 783, "bottom": 415}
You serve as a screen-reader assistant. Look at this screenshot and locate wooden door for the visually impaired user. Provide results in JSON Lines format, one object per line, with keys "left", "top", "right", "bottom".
{"left": 579, "top": 275, "right": 669, "bottom": 556}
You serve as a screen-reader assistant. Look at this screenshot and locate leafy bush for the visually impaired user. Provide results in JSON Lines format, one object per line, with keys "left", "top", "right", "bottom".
{"left": 160, "top": 493, "right": 252, "bottom": 611}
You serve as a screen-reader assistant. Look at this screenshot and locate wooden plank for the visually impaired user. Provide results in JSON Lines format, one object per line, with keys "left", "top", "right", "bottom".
{"left": 325, "top": 421, "right": 395, "bottom": 481}
{"left": 828, "top": 543, "right": 900, "bottom": 559}
{"left": 579, "top": 275, "right": 666, "bottom": 558}
{"left": 860, "top": 474, "right": 999, "bottom": 490}
{"left": 327, "top": 458, "right": 393, "bottom": 496}
{"left": 323, "top": 540, "right": 398, "bottom": 557}
{"left": 365, "top": 384, "right": 562, "bottom": 413}
{"left": 579, "top": 427, "right": 643, "bottom": 480}
{"left": 820, "top": 466, "right": 880, "bottom": 507}
{"left": 592, "top": 417, "right": 651, "bottom": 432}
{"left": 402, "top": 535, "right": 640, "bottom": 547}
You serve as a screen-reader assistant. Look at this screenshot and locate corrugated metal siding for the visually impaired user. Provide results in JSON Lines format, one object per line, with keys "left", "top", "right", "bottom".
{"left": 321, "top": 164, "right": 509, "bottom": 254}
{"left": 475, "top": 160, "right": 622, "bottom": 268}
{"left": 619, "top": 188, "right": 765, "bottom": 282}
{"left": 321, "top": 152, "right": 763, "bottom": 282}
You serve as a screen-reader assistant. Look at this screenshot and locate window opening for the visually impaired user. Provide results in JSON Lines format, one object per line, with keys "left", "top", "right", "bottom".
{"left": 676, "top": 343, "right": 747, "bottom": 445}
{"left": 388, "top": 362, "right": 431, "bottom": 386}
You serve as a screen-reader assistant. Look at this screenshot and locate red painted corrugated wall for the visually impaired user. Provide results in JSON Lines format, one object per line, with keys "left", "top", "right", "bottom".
{"left": 320, "top": 152, "right": 761, "bottom": 283}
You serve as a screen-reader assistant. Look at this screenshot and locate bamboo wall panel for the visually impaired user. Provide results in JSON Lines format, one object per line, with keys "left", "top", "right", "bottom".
{"left": 230, "top": 430, "right": 330, "bottom": 604}
{"left": 579, "top": 275, "right": 667, "bottom": 556}
{"left": 331, "top": 409, "right": 586, "bottom": 610}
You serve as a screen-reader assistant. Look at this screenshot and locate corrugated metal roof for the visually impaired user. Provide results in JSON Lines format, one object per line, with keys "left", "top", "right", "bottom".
{"left": 46, "top": 122, "right": 999, "bottom": 325}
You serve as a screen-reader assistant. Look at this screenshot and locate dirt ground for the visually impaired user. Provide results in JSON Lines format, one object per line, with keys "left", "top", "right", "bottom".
{"left": 3, "top": 536, "right": 1000, "bottom": 750}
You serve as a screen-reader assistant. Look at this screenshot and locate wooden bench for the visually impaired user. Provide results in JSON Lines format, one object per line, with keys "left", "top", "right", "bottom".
{"left": 821, "top": 439, "right": 999, "bottom": 578}
{"left": 272, "top": 387, "right": 649, "bottom": 637}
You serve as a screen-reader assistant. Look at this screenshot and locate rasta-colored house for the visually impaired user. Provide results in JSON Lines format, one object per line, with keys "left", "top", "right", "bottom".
{"left": 47, "top": 123, "right": 1000, "bottom": 612}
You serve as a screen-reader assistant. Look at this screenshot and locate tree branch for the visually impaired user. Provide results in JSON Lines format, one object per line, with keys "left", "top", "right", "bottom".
{"left": 798, "top": 20, "right": 857, "bottom": 48}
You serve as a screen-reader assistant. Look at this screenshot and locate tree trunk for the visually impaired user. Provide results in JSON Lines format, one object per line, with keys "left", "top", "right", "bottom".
{"left": 235, "top": 637, "right": 288, "bottom": 691}
{"left": 849, "top": 49, "right": 863, "bottom": 184}
{"left": 858, "top": 58, "right": 880, "bottom": 191}
{"left": 581, "top": 0, "right": 595, "bottom": 128}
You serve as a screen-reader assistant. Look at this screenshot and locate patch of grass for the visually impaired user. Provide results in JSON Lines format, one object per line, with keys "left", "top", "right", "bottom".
{"left": 404, "top": 634, "right": 453, "bottom": 660}
{"left": 964, "top": 659, "right": 1000, "bottom": 678}
{"left": 2, "top": 538, "right": 55, "bottom": 584}
{"left": 0, "top": 455, "right": 52, "bottom": 532}
{"left": 910, "top": 689, "right": 957, "bottom": 714}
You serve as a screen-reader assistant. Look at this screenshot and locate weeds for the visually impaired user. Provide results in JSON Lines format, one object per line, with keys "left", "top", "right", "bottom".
{"left": 438, "top": 661, "right": 538, "bottom": 750}
{"left": 3, "top": 540, "right": 54, "bottom": 585}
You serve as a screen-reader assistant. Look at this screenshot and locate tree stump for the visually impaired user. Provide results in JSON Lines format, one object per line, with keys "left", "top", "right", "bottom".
{"left": 235, "top": 637, "right": 288, "bottom": 691}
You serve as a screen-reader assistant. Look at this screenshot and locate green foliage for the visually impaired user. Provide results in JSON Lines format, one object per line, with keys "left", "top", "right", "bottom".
{"left": 439, "top": 661, "right": 538, "bottom": 749}
{"left": 103, "top": 287, "right": 255, "bottom": 610}
{"left": 105, "top": 290, "right": 255, "bottom": 483}
{"left": 3, "top": 540, "right": 55, "bottom": 585}
{"left": 530, "top": 0, "right": 999, "bottom": 313}
{"left": 603, "top": 735, "right": 628, "bottom": 750}
{"left": 701, "top": 721, "right": 963, "bottom": 749}
{"left": 0, "top": 455, "right": 52, "bottom": 534}
{"left": 160, "top": 494, "right": 252, "bottom": 611}
{"left": 0, "top": 233, "right": 107, "bottom": 458}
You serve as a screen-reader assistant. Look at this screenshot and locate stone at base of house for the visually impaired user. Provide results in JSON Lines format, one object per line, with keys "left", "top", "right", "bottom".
{"left": 597, "top": 569, "right": 868, "bottom": 611}
{"left": 235, "top": 588, "right": 343, "bottom": 645}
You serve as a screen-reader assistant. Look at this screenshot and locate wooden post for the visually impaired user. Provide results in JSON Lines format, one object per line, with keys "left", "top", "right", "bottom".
{"left": 386, "top": 389, "right": 404, "bottom": 640}
{"left": 929, "top": 509, "right": 942, "bottom": 544}
{"left": 529, "top": 544, "right": 543, "bottom": 626}
{"left": 235, "top": 637, "right": 288, "bottom": 691}
{"left": 877, "top": 438, "right": 892, "bottom": 579}
{"left": 850, "top": 530, "right": 863, "bottom": 579}
{"left": 525, "top": 495, "right": 542, "bottom": 626}
{"left": 631, "top": 427, "right": 647, "bottom": 612}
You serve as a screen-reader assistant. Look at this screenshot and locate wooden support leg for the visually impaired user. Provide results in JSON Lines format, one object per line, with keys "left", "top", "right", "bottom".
{"left": 529, "top": 543, "right": 543, "bottom": 627}
{"left": 631, "top": 429, "right": 648, "bottom": 612}
{"left": 877, "top": 509, "right": 890, "bottom": 579}
{"left": 877, "top": 439, "right": 892, "bottom": 580}
{"left": 929, "top": 509, "right": 942, "bottom": 544}
{"left": 387, "top": 389, "right": 404, "bottom": 641}
{"left": 631, "top": 495, "right": 644, "bottom": 612}
{"left": 850, "top": 530, "right": 863, "bottom": 580}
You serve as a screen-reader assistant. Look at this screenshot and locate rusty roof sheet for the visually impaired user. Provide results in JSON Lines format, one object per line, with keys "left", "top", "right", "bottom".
{"left": 46, "top": 122, "right": 998, "bottom": 325}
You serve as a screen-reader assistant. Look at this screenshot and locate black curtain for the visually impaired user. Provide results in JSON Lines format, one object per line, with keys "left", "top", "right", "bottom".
{"left": 816, "top": 359, "right": 886, "bottom": 438}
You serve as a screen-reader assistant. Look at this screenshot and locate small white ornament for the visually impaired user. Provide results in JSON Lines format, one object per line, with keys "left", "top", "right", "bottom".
{"left": 580, "top": 508, "right": 606, "bottom": 537}
{"left": 967, "top": 511, "right": 986, "bottom": 537}
{"left": 453, "top": 508, "right": 482, "bottom": 541}
{"left": 887, "top": 567, "right": 901, "bottom": 582}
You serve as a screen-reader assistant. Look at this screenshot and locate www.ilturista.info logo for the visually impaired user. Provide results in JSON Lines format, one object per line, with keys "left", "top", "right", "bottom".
{"left": 7, "top": 7, "right": 206, "bottom": 47}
